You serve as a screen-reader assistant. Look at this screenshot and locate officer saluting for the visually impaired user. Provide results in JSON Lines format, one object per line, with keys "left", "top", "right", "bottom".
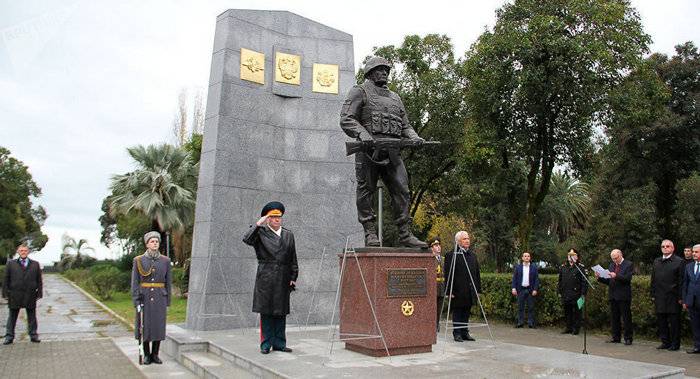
{"left": 243, "top": 201, "right": 298, "bottom": 354}
{"left": 131, "top": 231, "right": 172, "bottom": 364}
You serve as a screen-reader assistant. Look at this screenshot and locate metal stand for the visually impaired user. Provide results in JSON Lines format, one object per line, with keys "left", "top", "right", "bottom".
{"left": 326, "top": 237, "right": 390, "bottom": 363}
{"left": 440, "top": 243, "right": 494, "bottom": 350}
{"left": 378, "top": 185, "right": 383, "bottom": 247}
{"left": 304, "top": 247, "right": 327, "bottom": 333}
{"left": 193, "top": 253, "right": 247, "bottom": 334}
{"left": 572, "top": 261, "right": 594, "bottom": 354}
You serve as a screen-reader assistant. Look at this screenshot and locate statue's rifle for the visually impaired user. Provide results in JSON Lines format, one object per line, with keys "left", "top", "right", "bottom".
{"left": 345, "top": 138, "right": 441, "bottom": 164}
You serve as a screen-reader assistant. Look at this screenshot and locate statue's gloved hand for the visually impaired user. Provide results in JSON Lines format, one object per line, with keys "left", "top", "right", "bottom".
{"left": 410, "top": 136, "right": 425, "bottom": 146}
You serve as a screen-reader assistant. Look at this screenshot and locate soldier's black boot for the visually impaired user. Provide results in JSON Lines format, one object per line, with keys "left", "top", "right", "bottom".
{"left": 397, "top": 222, "right": 428, "bottom": 248}
{"left": 362, "top": 221, "right": 380, "bottom": 247}
{"left": 151, "top": 341, "right": 163, "bottom": 364}
{"left": 143, "top": 341, "right": 152, "bottom": 365}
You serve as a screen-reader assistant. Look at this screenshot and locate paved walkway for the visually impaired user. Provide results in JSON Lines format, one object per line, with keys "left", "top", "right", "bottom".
{"left": 0, "top": 274, "right": 193, "bottom": 378}
{"left": 466, "top": 321, "right": 700, "bottom": 378}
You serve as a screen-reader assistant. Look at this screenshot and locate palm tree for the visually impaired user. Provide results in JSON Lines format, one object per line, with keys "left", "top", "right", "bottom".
{"left": 540, "top": 172, "right": 591, "bottom": 242}
{"left": 58, "top": 233, "right": 96, "bottom": 271}
{"left": 109, "top": 144, "right": 198, "bottom": 263}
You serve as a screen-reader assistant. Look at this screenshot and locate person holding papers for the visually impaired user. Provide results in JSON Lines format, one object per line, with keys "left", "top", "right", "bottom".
{"left": 596, "top": 249, "right": 634, "bottom": 345}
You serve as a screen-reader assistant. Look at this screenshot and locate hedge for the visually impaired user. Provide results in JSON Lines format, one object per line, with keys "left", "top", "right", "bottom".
{"left": 470, "top": 273, "right": 679, "bottom": 339}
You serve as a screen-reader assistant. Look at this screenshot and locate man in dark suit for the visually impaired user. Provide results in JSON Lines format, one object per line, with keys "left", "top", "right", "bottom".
{"left": 683, "top": 244, "right": 700, "bottom": 354}
{"left": 651, "top": 239, "right": 684, "bottom": 351}
{"left": 596, "top": 249, "right": 634, "bottom": 345}
{"left": 444, "top": 231, "right": 481, "bottom": 342}
{"left": 2, "top": 244, "right": 43, "bottom": 344}
{"left": 511, "top": 251, "right": 539, "bottom": 328}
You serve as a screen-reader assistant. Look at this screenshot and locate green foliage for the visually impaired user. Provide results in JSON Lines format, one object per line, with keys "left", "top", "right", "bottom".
{"left": 108, "top": 144, "right": 198, "bottom": 264}
{"left": 463, "top": 0, "right": 650, "bottom": 251}
{"left": 56, "top": 252, "right": 97, "bottom": 272}
{"left": 476, "top": 273, "right": 684, "bottom": 338}
{"left": 673, "top": 173, "right": 700, "bottom": 247}
{"left": 0, "top": 146, "right": 48, "bottom": 259}
{"left": 172, "top": 267, "right": 188, "bottom": 298}
{"left": 62, "top": 268, "right": 89, "bottom": 284}
{"left": 364, "top": 34, "right": 467, "bottom": 223}
{"left": 87, "top": 265, "right": 122, "bottom": 301}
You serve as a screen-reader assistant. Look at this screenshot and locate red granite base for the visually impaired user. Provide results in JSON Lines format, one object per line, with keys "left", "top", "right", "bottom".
{"left": 338, "top": 247, "right": 437, "bottom": 357}
{"left": 345, "top": 343, "right": 432, "bottom": 357}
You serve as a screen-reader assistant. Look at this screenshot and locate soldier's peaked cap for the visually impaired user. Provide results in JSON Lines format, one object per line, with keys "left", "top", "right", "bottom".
{"left": 261, "top": 201, "right": 285, "bottom": 217}
{"left": 363, "top": 56, "right": 391, "bottom": 77}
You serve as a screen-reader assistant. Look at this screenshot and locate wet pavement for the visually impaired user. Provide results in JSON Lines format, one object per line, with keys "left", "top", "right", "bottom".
{"left": 0, "top": 274, "right": 131, "bottom": 341}
{"left": 0, "top": 274, "right": 193, "bottom": 378}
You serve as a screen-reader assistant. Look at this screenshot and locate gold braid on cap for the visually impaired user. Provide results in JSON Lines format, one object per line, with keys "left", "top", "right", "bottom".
{"left": 135, "top": 254, "right": 154, "bottom": 277}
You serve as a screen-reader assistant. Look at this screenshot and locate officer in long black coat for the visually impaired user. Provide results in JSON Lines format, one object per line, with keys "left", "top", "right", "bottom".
{"left": 2, "top": 244, "right": 42, "bottom": 344}
{"left": 651, "top": 239, "right": 685, "bottom": 350}
{"left": 131, "top": 231, "right": 172, "bottom": 365}
{"left": 558, "top": 249, "right": 588, "bottom": 334}
{"left": 444, "top": 231, "right": 481, "bottom": 342}
{"left": 243, "top": 201, "right": 298, "bottom": 354}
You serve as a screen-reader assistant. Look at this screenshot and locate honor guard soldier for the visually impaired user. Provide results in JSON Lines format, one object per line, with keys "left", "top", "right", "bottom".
{"left": 431, "top": 238, "right": 445, "bottom": 332}
{"left": 243, "top": 201, "right": 299, "bottom": 354}
{"left": 131, "top": 231, "right": 172, "bottom": 364}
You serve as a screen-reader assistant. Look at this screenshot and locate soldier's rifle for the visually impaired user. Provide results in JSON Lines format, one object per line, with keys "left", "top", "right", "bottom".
{"left": 137, "top": 303, "right": 144, "bottom": 365}
{"left": 345, "top": 138, "right": 441, "bottom": 158}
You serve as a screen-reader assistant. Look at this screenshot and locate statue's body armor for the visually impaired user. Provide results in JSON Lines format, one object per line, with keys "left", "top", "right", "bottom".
{"left": 358, "top": 81, "right": 404, "bottom": 138}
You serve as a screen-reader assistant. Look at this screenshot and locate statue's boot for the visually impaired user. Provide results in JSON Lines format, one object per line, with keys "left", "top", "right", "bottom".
{"left": 362, "top": 221, "right": 380, "bottom": 247}
{"left": 397, "top": 222, "right": 428, "bottom": 248}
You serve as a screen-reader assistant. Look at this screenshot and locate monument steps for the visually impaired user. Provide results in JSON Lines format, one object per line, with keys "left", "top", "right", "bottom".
{"left": 180, "top": 351, "right": 257, "bottom": 379}
{"left": 164, "top": 326, "right": 290, "bottom": 379}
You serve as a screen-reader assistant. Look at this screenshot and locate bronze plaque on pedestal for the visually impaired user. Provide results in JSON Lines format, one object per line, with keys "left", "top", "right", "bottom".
{"left": 387, "top": 269, "right": 427, "bottom": 298}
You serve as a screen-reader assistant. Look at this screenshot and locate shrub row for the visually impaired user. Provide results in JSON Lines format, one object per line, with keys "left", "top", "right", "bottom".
{"left": 62, "top": 263, "right": 187, "bottom": 301}
{"left": 471, "top": 273, "right": 679, "bottom": 339}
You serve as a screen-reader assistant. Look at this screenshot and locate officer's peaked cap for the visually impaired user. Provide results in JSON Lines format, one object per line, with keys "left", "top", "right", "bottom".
{"left": 261, "top": 201, "right": 285, "bottom": 217}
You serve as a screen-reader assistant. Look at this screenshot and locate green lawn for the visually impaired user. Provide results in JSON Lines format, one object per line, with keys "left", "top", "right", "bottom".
{"left": 101, "top": 291, "right": 188, "bottom": 326}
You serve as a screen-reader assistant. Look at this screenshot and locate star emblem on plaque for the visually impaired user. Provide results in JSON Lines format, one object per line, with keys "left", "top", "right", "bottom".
{"left": 401, "top": 300, "right": 415, "bottom": 316}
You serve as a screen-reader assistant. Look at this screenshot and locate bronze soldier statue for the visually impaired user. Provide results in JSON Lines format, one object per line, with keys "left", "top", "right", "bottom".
{"left": 340, "top": 56, "right": 428, "bottom": 248}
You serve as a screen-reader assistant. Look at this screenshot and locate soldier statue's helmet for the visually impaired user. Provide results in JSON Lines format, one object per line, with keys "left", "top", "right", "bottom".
{"left": 363, "top": 56, "right": 392, "bottom": 78}
{"left": 261, "top": 201, "right": 285, "bottom": 217}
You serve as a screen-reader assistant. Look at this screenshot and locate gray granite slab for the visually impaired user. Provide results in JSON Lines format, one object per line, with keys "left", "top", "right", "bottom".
{"left": 187, "top": 9, "right": 359, "bottom": 330}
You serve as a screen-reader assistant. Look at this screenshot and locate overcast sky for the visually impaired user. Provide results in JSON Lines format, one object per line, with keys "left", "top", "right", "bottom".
{"left": 1, "top": 0, "right": 698, "bottom": 264}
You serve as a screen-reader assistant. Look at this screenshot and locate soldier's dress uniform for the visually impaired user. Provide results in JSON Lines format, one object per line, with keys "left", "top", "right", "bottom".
{"left": 431, "top": 238, "right": 445, "bottom": 332}
{"left": 131, "top": 232, "right": 172, "bottom": 364}
{"left": 243, "top": 202, "right": 299, "bottom": 354}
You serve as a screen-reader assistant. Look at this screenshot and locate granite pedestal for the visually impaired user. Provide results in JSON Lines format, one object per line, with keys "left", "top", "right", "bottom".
{"left": 338, "top": 248, "right": 436, "bottom": 356}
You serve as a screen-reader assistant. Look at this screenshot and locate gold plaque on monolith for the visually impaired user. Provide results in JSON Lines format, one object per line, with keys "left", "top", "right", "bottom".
{"left": 240, "top": 48, "right": 265, "bottom": 84}
{"left": 275, "top": 52, "right": 301, "bottom": 85}
{"left": 312, "top": 63, "right": 339, "bottom": 94}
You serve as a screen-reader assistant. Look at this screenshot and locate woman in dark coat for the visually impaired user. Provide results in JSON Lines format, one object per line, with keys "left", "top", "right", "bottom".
{"left": 243, "top": 201, "right": 298, "bottom": 354}
{"left": 131, "top": 231, "right": 172, "bottom": 365}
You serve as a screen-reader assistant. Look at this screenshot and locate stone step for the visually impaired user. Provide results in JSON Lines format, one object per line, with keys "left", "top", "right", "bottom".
{"left": 180, "top": 351, "right": 258, "bottom": 379}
